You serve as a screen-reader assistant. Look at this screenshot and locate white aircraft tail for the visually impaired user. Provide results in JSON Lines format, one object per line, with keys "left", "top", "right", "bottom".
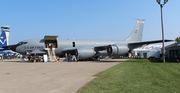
{"left": 125, "top": 19, "right": 145, "bottom": 41}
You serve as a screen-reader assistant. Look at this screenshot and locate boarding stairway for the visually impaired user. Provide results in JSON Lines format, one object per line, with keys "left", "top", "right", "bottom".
{"left": 46, "top": 47, "right": 57, "bottom": 62}
{"left": 44, "top": 36, "right": 58, "bottom": 62}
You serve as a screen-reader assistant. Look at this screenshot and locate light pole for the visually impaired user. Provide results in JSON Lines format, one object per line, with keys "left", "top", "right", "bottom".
{"left": 156, "top": 0, "right": 168, "bottom": 63}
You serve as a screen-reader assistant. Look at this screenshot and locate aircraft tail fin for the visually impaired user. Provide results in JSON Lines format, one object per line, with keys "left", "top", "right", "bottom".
{"left": 0, "top": 31, "right": 7, "bottom": 48}
{"left": 125, "top": 19, "right": 145, "bottom": 41}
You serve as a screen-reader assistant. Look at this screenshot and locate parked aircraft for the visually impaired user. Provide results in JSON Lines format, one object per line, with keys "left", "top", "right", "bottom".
{"left": 3, "top": 19, "right": 173, "bottom": 60}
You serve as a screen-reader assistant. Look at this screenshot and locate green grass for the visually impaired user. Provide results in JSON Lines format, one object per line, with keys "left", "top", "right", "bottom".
{"left": 78, "top": 59, "right": 180, "bottom": 93}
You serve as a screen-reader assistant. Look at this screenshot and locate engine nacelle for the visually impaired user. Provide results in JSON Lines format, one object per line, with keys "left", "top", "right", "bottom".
{"left": 76, "top": 48, "right": 95, "bottom": 59}
{"left": 107, "top": 44, "right": 129, "bottom": 56}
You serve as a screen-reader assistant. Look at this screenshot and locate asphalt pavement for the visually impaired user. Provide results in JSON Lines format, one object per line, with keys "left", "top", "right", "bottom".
{"left": 0, "top": 59, "right": 128, "bottom": 93}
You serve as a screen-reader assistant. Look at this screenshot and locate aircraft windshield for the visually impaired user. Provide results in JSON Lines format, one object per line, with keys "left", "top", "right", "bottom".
{"left": 18, "top": 42, "right": 27, "bottom": 45}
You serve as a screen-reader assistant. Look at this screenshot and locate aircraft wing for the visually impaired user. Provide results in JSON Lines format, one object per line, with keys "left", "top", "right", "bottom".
{"left": 128, "top": 39, "right": 174, "bottom": 48}
{"left": 0, "top": 45, "right": 14, "bottom": 51}
{"left": 2, "top": 44, "right": 17, "bottom": 50}
{"left": 61, "top": 47, "right": 76, "bottom": 51}
{"left": 61, "top": 48, "right": 79, "bottom": 56}
{"left": 94, "top": 39, "right": 174, "bottom": 51}
{"left": 62, "top": 46, "right": 109, "bottom": 52}
{"left": 0, "top": 46, "right": 11, "bottom": 51}
{"left": 94, "top": 46, "right": 108, "bottom": 51}
{"left": 0, "top": 48, "right": 5, "bottom": 51}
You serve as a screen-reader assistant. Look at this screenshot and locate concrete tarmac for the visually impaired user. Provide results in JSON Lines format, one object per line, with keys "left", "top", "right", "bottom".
{"left": 0, "top": 59, "right": 128, "bottom": 93}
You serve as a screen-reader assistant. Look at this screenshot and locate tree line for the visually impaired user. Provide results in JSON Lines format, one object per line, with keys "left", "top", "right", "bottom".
{"left": 175, "top": 36, "right": 180, "bottom": 43}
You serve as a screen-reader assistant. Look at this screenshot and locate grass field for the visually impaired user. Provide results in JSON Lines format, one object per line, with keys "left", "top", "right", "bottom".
{"left": 78, "top": 59, "right": 180, "bottom": 93}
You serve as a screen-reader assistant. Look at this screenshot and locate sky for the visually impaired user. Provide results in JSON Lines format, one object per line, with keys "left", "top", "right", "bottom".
{"left": 0, "top": 0, "right": 180, "bottom": 45}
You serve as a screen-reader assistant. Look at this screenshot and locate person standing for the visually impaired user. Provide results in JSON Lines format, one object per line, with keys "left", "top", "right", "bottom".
{"left": 72, "top": 55, "right": 77, "bottom": 62}
{"left": 68, "top": 54, "right": 71, "bottom": 62}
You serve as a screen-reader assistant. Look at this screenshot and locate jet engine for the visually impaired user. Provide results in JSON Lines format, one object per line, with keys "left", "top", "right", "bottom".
{"left": 107, "top": 44, "right": 129, "bottom": 56}
{"left": 76, "top": 48, "right": 95, "bottom": 59}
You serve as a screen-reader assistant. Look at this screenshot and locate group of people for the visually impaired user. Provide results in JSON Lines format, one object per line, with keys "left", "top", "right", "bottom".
{"left": 21, "top": 55, "right": 44, "bottom": 62}
{"left": 28, "top": 55, "right": 44, "bottom": 62}
{"left": 0, "top": 54, "right": 14, "bottom": 61}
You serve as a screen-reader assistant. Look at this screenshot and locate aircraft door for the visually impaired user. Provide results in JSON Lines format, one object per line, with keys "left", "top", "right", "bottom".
{"left": 44, "top": 36, "right": 58, "bottom": 49}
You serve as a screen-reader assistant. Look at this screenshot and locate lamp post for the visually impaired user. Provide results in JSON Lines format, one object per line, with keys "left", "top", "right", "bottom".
{"left": 156, "top": 0, "right": 168, "bottom": 63}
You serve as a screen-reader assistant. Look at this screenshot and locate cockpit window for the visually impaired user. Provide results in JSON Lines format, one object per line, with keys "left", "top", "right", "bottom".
{"left": 18, "top": 42, "right": 27, "bottom": 45}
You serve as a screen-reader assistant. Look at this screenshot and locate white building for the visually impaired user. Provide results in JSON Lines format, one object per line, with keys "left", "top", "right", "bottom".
{"left": 132, "top": 44, "right": 162, "bottom": 59}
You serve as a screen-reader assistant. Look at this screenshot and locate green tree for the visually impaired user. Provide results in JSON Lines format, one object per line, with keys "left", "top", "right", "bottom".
{"left": 175, "top": 36, "right": 180, "bottom": 43}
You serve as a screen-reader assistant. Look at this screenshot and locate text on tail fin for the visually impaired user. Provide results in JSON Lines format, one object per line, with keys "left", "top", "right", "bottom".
{"left": 125, "top": 19, "right": 145, "bottom": 41}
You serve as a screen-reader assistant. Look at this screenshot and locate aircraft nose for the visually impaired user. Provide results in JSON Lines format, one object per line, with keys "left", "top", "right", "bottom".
{"left": 3, "top": 42, "right": 28, "bottom": 52}
{"left": 2, "top": 41, "right": 28, "bottom": 52}
{"left": 3, "top": 44, "right": 20, "bottom": 52}
{"left": 10, "top": 44, "right": 19, "bottom": 52}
